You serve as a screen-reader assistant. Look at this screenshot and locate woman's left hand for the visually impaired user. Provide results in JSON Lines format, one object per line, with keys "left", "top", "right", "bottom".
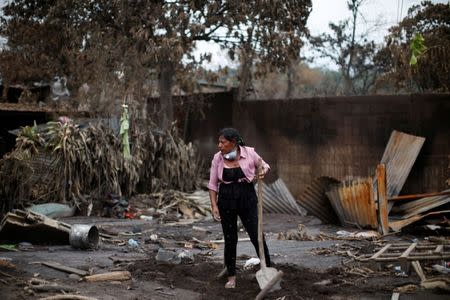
{"left": 253, "top": 170, "right": 266, "bottom": 181}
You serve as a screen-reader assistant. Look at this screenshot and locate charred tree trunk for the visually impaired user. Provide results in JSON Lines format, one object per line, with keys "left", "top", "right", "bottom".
{"left": 286, "top": 61, "right": 295, "bottom": 99}
{"left": 237, "top": 50, "right": 252, "bottom": 101}
{"left": 158, "top": 61, "right": 175, "bottom": 130}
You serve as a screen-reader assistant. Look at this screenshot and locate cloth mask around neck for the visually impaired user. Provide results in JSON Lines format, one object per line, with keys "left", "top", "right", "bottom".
{"left": 223, "top": 147, "right": 238, "bottom": 161}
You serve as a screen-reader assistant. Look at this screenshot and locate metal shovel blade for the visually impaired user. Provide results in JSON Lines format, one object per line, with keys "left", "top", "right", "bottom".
{"left": 256, "top": 266, "right": 281, "bottom": 291}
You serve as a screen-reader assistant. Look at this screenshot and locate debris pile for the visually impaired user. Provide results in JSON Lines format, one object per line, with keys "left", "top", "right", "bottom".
{"left": 130, "top": 190, "right": 211, "bottom": 221}
{"left": 296, "top": 130, "right": 450, "bottom": 234}
{"left": 0, "top": 119, "right": 204, "bottom": 217}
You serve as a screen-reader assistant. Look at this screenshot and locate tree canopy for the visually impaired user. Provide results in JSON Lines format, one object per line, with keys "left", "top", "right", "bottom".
{"left": 375, "top": 1, "right": 450, "bottom": 92}
{"left": 0, "top": 0, "right": 312, "bottom": 124}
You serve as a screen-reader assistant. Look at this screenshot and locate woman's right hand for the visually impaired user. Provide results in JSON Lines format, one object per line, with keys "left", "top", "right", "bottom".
{"left": 212, "top": 206, "right": 221, "bottom": 222}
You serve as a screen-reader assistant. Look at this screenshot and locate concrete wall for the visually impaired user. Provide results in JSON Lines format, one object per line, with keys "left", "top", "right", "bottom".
{"left": 187, "top": 93, "right": 450, "bottom": 198}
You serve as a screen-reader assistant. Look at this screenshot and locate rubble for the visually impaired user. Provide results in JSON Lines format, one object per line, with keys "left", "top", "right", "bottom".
{"left": 0, "top": 210, "right": 71, "bottom": 244}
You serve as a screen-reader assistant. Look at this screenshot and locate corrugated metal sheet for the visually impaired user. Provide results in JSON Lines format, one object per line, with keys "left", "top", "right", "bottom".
{"left": 376, "top": 130, "right": 425, "bottom": 199}
{"left": 391, "top": 189, "right": 450, "bottom": 219}
{"left": 296, "top": 177, "right": 340, "bottom": 224}
{"left": 256, "top": 178, "right": 306, "bottom": 216}
{"left": 326, "top": 177, "right": 378, "bottom": 229}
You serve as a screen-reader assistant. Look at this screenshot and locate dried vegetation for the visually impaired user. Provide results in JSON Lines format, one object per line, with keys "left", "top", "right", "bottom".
{"left": 0, "top": 120, "right": 203, "bottom": 216}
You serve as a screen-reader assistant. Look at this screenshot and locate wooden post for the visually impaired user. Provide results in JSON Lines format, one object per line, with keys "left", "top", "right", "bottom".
{"left": 376, "top": 164, "right": 389, "bottom": 235}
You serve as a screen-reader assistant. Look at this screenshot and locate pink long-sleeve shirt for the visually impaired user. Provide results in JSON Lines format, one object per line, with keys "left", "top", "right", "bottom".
{"left": 208, "top": 145, "right": 270, "bottom": 192}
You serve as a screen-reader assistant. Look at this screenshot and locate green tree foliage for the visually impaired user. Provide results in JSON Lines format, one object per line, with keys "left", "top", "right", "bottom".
{"left": 0, "top": 0, "right": 312, "bottom": 124}
{"left": 376, "top": 1, "right": 450, "bottom": 92}
{"left": 409, "top": 33, "right": 427, "bottom": 67}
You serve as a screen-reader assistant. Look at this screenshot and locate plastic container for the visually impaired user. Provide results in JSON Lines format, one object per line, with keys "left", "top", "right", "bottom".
{"left": 69, "top": 224, "right": 99, "bottom": 249}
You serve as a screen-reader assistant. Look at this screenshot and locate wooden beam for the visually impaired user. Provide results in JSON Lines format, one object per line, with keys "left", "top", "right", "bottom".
{"left": 411, "top": 261, "right": 426, "bottom": 282}
{"left": 370, "top": 244, "right": 391, "bottom": 260}
{"left": 41, "top": 262, "right": 88, "bottom": 276}
{"left": 388, "top": 191, "right": 450, "bottom": 201}
{"left": 434, "top": 245, "right": 444, "bottom": 254}
{"left": 84, "top": 271, "right": 131, "bottom": 282}
{"left": 376, "top": 164, "right": 389, "bottom": 235}
{"left": 400, "top": 243, "right": 417, "bottom": 259}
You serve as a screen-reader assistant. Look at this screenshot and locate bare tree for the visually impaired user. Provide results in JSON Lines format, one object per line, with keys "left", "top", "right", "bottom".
{"left": 309, "top": 0, "right": 379, "bottom": 95}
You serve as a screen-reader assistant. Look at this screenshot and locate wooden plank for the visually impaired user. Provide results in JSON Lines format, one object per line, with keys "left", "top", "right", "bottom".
{"left": 84, "top": 271, "right": 131, "bottom": 282}
{"left": 41, "top": 262, "right": 88, "bottom": 276}
{"left": 388, "top": 191, "right": 450, "bottom": 201}
{"left": 376, "top": 164, "right": 389, "bottom": 235}
{"left": 400, "top": 243, "right": 417, "bottom": 259}
{"left": 371, "top": 244, "right": 391, "bottom": 259}
{"left": 373, "top": 254, "right": 450, "bottom": 261}
{"left": 434, "top": 245, "right": 444, "bottom": 254}
{"left": 411, "top": 261, "right": 426, "bottom": 282}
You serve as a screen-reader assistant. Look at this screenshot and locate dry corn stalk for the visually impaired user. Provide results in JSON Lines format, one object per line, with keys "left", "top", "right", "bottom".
{"left": 0, "top": 118, "right": 203, "bottom": 216}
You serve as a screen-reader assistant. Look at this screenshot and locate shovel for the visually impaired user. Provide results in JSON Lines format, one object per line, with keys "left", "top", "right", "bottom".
{"left": 255, "top": 160, "right": 282, "bottom": 292}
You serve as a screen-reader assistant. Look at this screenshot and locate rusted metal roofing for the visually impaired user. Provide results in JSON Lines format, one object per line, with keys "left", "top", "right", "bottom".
{"left": 326, "top": 177, "right": 378, "bottom": 229}
{"left": 378, "top": 130, "right": 425, "bottom": 199}
{"left": 296, "top": 177, "right": 340, "bottom": 224}
{"left": 391, "top": 189, "right": 450, "bottom": 219}
{"left": 257, "top": 178, "right": 306, "bottom": 216}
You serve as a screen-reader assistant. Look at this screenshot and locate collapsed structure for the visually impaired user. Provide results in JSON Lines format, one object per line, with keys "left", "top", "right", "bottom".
{"left": 296, "top": 130, "right": 450, "bottom": 234}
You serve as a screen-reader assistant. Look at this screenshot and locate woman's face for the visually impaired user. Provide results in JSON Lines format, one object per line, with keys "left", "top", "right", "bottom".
{"left": 218, "top": 135, "right": 236, "bottom": 154}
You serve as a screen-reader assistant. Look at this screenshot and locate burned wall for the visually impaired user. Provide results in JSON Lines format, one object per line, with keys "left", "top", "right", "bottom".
{"left": 187, "top": 93, "right": 450, "bottom": 198}
{"left": 185, "top": 92, "right": 234, "bottom": 160}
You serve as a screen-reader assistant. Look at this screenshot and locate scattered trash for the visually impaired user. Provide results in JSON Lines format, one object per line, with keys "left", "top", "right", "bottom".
{"left": 140, "top": 215, "right": 153, "bottom": 221}
{"left": 393, "top": 266, "right": 407, "bottom": 277}
{"left": 278, "top": 224, "right": 314, "bottom": 241}
{"left": 149, "top": 234, "right": 158, "bottom": 242}
{"left": 313, "top": 279, "right": 332, "bottom": 286}
{"left": 155, "top": 248, "right": 181, "bottom": 264}
{"left": 432, "top": 264, "right": 450, "bottom": 274}
{"left": 244, "top": 257, "right": 261, "bottom": 269}
{"left": 18, "top": 241, "right": 34, "bottom": 251}
{"left": 0, "top": 210, "right": 71, "bottom": 244}
{"left": 336, "top": 230, "right": 380, "bottom": 239}
{"left": 102, "top": 194, "right": 130, "bottom": 219}
{"left": 27, "top": 203, "right": 75, "bottom": 218}
{"left": 0, "top": 244, "right": 17, "bottom": 252}
{"left": 128, "top": 239, "right": 139, "bottom": 248}
{"left": 177, "top": 250, "right": 194, "bottom": 263}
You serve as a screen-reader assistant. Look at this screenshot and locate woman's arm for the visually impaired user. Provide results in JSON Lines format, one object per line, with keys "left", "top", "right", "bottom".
{"left": 209, "top": 189, "right": 221, "bottom": 221}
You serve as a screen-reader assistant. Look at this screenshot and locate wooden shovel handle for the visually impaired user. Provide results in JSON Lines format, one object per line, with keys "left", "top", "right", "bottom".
{"left": 257, "top": 159, "right": 266, "bottom": 268}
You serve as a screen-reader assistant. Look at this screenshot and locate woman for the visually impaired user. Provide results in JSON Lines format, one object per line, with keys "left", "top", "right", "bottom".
{"left": 208, "top": 127, "right": 272, "bottom": 289}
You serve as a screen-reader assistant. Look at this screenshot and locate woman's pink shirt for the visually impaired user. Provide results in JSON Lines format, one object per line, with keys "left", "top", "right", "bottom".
{"left": 208, "top": 145, "right": 270, "bottom": 192}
